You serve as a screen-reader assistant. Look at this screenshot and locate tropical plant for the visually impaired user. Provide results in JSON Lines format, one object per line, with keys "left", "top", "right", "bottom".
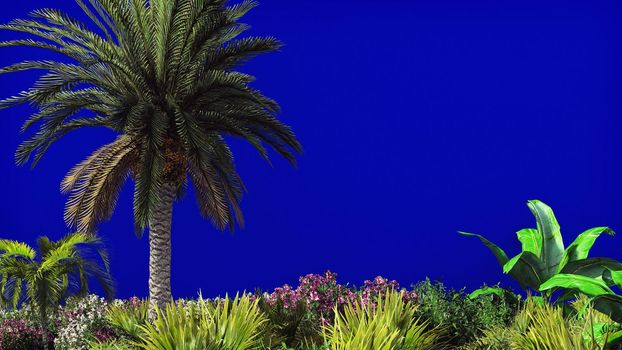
{"left": 0, "top": 0, "right": 302, "bottom": 315}
{"left": 135, "top": 293, "right": 266, "bottom": 350}
{"left": 322, "top": 289, "right": 442, "bottom": 350}
{"left": 459, "top": 200, "right": 619, "bottom": 297}
{"left": 0, "top": 233, "right": 113, "bottom": 350}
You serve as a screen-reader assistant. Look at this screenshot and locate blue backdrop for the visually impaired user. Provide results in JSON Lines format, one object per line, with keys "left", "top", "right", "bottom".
{"left": 0, "top": 0, "right": 621, "bottom": 299}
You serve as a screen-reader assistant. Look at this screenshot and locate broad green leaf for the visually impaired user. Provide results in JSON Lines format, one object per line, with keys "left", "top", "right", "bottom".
{"left": 503, "top": 251, "right": 545, "bottom": 291}
{"left": 559, "top": 227, "right": 615, "bottom": 271}
{"left": 527, "top": 200, "right": 564, "bottom": 277}
{"left": 516, "top": 228, "right": 541, "bottom": 258}
{"left": 592, "top": 294, "right": 622, "bottom": 324}
{"left": 468, "top": 287, "right": 505, "bottom": 299}
{"left": 606, "top": 329, "right": 622, "bottom": 347}
{"left": 560, "top": 258, "right": 622, "bottom": 284}
{"left": 458, "top": 231, "right": 509, "bottom": 266}
{"left": 604, "top": 268, "right": 622, "bottom": 289}
{"left": 503, "top": 254, "right": 522, "bottom": 273}
{"left": 556, "top": 289, "right": 579, "bottom": 303}
{"left": 539, "top": 274, "right": 614, "bottom": 297}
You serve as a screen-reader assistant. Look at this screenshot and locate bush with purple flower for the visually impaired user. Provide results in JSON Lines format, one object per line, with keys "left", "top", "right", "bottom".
{"left": 0, "top": 319, "right": 53, "bottom": 350}
{"left": 264, "top": 271, "right": 418, "bottom": 323}
{"left": 360, "top": 275, "right": 419, "bottom": 306}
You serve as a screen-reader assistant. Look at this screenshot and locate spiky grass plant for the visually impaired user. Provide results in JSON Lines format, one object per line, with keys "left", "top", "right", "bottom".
{"left": 106, "top": 299, "right": 149, "bottom": 340}
{"left": 0, "top": 0, "right": 302, "bottom": 316}
{"left": 512, "top": 299, "right": 594, "bottom": 350}
{"left": 134, "top": 293, "right": 266, "bottom": 350}
{"left": 89, "top": 338, "right": 137, "bottom": 350}
{"left": 322, "top": 290, "right": 441, "bottom": 350}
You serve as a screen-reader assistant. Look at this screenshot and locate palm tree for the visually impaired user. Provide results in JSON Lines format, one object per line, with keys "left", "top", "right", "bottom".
{"left": 0, "top": 233, "right": 114, "bottom": 350}
{"left": 0, "top": 0, "right": 302, "bottom": 315}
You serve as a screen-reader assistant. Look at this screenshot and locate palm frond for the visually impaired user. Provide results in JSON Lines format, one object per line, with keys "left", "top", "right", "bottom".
{"left": 63, "top": 136, "right": 136, "bottom": 232}
{"left": 0, "top": 240, "right": 36, "bottom": 260}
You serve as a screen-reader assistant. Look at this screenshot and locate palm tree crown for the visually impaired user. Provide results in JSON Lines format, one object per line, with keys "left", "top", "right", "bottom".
{"left": 0, "top": 0, "right": 302, "bottom": 234}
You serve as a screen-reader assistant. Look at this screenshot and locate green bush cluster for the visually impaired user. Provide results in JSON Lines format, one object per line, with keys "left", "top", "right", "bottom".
{"left": 411, "top": 279, "right": 519, "bottom": 347}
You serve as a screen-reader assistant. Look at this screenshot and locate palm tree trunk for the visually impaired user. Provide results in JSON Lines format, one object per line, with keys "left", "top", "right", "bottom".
{"left": 39, "top": 303, "right": 49, "bottom": 350}
{"left": 148, "top": 182, "right": 175, "bottom": 319}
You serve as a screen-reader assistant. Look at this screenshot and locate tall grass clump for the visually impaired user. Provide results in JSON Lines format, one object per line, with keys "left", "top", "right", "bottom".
{"left": 106, "top": 297, "right": 149, "bottom": 340}
{"left": 135, "top": 293, "right": 266, "bottom": 350}
{"left": 323, "top": 289, "right": 442, "bottom": 350}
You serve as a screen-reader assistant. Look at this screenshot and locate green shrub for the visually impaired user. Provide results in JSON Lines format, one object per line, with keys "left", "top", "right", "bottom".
{"left": 412, "top": 279, "right": 519, "bottom": 347}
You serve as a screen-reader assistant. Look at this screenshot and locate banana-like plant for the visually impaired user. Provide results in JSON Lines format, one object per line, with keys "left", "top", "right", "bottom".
{"left": 539, "top": 272, "right": 622, "bottom": 347}
{"left": 459, "top": 200, "right": 619, "bottom": 297}
{"left": 540, "top": 272, "right": 622, "bottom": 322}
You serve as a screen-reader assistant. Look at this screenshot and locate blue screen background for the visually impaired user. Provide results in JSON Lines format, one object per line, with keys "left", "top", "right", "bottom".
{"left": 0, "top": 0, "right": 621, "bottom": 298}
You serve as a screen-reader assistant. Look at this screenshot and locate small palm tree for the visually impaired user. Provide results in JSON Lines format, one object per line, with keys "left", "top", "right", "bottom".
{"left": 0, "top": 233, "right": 114, "bottom": 350}
{"left": 0, "top": 0, "right": 301, "bottom": 314}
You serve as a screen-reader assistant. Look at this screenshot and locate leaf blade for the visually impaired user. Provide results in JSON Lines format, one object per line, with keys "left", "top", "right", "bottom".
{"left": 527, "top": 200, "right": 564, "bottom": 278}
{"left": 458, "top": 231, "right": 509, "bottom": 266}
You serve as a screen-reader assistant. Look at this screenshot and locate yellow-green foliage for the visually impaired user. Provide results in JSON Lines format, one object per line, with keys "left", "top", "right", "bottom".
{"left": 512, "top": 299, "right": 592, "bottom": 350}
{"left": 107, "top": 300, "right": 149, "bottom": 340}
{"left": 88, "top": 338, "right": 136, "bottom": 350}
{"left": 323, "top": 290, "right": 441, "bottom": 350}
{"left": 464, "top": 297, "right": 614, "bottom": 350}
{"left": 134, "top": 294, "right": 266, "bottom": 350}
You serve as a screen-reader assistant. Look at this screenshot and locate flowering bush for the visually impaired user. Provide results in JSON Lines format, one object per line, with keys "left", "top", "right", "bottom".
{"left": 54, "top": 295, "right": 114, "bottom": 350}
{"left": 298, "top": 271, "right": 357, "bottom": 317}
{"left": 0, "top": 318, "right": 53, "bottom": 350}
{"left": 265, "top": 271, "right": 418, "bottom": 320}
{"left": 0, "top": 303, "right": 44, "bottom": 327}
{"left": 360, "top": 275, "right": 419, "bottom": 306}
{"left": 258, "top": 271, "right": 421, "bottom": 348}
